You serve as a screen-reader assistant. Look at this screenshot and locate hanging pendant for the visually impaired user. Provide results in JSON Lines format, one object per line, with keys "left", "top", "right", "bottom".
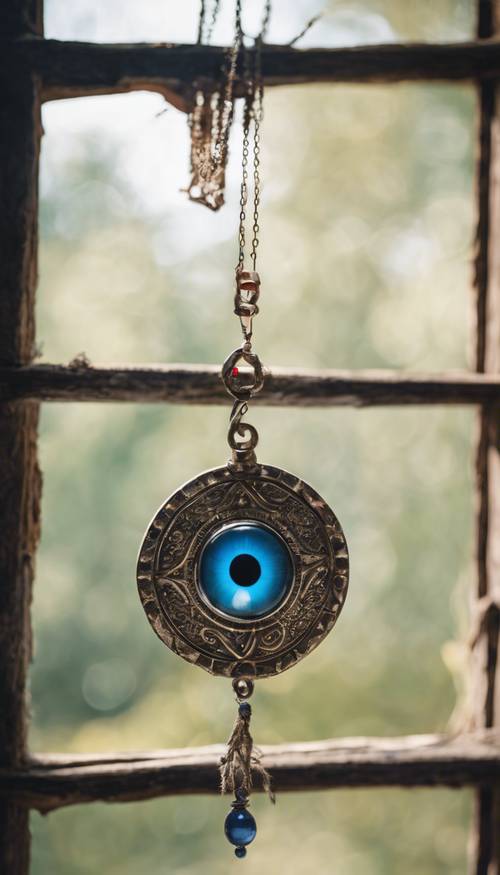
{"left": 137, "top": 460, "right": 348, "bottom": 680}
{"left": 137, "top": 457, "right": 348, "bottom": 857}
{"left": 136, "top": 383, "right": 349, "bottom": 856}
{"left": 137, "top": 277, "right": 349, "bottom": 858}
{"left": 139, "top": 5, "right": 349, "bottom": 854}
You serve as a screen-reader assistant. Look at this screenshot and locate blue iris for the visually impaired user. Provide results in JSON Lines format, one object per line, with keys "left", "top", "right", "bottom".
{"left": 199, "top": 523, "right": 293, "bottom": 619}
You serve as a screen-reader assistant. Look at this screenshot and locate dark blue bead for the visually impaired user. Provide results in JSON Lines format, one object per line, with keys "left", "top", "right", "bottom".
{"left": 224, "top": 808, "right": 257, "bottom": 847}
{"left": 238, "top": 702, "right": 251, "bottom": 719}
{"left": 235, "top": 847, "right": 247, "bottom": 859}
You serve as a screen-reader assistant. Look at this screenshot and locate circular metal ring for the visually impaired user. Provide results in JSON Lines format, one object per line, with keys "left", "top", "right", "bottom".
{"left": 233, "top": 677, "right": 254, "bottom": 699}
{"left": 221, "top": 347, "right": 265, "bottom": 400}
{"left": 137, "top": 463, "right": 349, "bottom": 680}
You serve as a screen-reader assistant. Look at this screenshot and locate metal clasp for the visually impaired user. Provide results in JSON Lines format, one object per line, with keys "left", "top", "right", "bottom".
{"left": 234, "top": 269, "right": 260, "bottom": 342}
{"left": 221, "top": 347, "right": 265, "bottom": 401}
{"left": 227, "top": 400, "right": 259, "bottom": 469}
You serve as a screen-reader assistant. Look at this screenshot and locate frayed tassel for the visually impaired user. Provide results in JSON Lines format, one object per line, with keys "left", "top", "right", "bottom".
{"left": 220, "top": 701, "right": 275, "bottom": 803}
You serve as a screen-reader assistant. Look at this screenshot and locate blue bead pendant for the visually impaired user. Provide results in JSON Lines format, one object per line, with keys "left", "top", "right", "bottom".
{"left": 224, "top": 803, "right": 257, "bottom": 859}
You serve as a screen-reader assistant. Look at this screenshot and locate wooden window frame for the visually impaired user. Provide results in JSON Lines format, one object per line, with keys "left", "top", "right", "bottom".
{"left": 0, "top": 1, "right": 499, "bottom": 871}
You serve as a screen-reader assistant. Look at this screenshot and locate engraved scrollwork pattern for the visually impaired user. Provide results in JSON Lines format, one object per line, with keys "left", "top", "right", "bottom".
{"left": 137, "top": 464, "right": 349, "bottom": 679}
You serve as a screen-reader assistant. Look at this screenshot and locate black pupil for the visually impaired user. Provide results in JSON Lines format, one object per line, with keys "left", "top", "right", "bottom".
{"left": 229, "top": 554, "right": 261, "bottom": 587}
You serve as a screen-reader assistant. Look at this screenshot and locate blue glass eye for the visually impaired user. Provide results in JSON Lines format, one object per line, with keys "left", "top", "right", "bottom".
{"left": 199, "top": 523, "right": 293, "bottom": 619}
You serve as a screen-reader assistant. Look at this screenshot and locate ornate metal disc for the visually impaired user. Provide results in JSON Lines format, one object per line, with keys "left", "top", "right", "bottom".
{"left": 137, "top": 463, "right": 349, "bottom": 680}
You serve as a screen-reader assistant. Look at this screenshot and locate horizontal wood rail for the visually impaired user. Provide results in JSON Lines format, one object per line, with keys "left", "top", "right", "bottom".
{"left": 2, "top": 38, "right": 500, "bottom": 111}
{"left": 1, "top": 362, "right": 500, "bottom": 406}
{"left": 1, "top": 731, "right": 498, "bottom": 813}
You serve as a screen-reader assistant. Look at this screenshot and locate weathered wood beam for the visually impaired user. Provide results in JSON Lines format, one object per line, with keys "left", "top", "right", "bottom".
{"left": 1, "top": 732, "right": 498, "bottom": 813}
{"left": 3, "top": 37, "right": 500, "bottom": 110}
{"left": 1, "top": 362, "right": 499, "bottom": 407}
{"left": 469, "top": 2, "right": 500, "bottom": 873}
{"left": 0, "top": 2, "right": 43, "bottom": 873}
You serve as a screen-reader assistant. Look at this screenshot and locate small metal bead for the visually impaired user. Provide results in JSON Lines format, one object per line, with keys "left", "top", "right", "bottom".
{"left": 235, "top": 847, "right": 247, "bottom": 859}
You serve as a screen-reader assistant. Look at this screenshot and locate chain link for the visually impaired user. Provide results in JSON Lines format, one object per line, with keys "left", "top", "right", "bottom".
{"left": 212, "top": 7, "right": 242, "bottom": 176}
{"left": 223, "top": 1, "right": 272, "bottom": 466}
{"left": 250, "top": 47, "right": 264, "bottom": 269}
{"left": 188, "top": 0, "right": 241, "bottom": 210}
{"left": 237, "top": 56, "right": 252, "bottom": 272}
{"left": 197, "top": 0, "right": 222, "bottom": 45}
{"left": 236, "top": 2, "right": 270, "bottom": 278}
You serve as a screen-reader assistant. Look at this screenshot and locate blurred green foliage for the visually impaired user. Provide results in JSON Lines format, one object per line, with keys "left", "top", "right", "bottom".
{"left": 31, "top": 1, "right": 477, "bottom": 872}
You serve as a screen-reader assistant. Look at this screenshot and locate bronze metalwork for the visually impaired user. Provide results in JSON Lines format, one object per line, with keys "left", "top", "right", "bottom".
{"left": 137, "top": 462, "right": 349, "bottom": 680}
{"left": 184, "top": 2, "right": 241, "bottom": 211}
{"left": 234, "top": 268, "right": 260, "bottom": 342}
{"left": 222, "top": 346, "right": 265, "bottom": 400}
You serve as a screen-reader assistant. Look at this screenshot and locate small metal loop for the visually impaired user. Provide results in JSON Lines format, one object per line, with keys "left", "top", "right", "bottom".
{"left": 234, "top": 270, "right": 260, "bottom": 340}
{"left": 221, "top": 347, "right": 265, "bottom": 401}
{"left": 232, "top": 677, "right": 254, "bottom": 700}
{"left": 235, "top": 269, "right": 260, "bottom": 301}
{"left": 227, "top": 400, "right": 259, "bottom": 468}
{"left": 229, "top": 420, "right": 258, "bottom": 453}
{"left": 228, "top": 401, "right": 259, "bottom": 452}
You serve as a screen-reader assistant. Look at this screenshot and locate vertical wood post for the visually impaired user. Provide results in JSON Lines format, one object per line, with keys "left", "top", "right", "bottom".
{"left": 0, "top": 1, "right": 43, "bottom": 872}
{"left": 471, "top": 1, "right": 500, "bottom": 872}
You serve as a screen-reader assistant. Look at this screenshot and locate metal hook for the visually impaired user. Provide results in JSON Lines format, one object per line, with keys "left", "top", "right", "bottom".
{"left": 228, "top": 399, "right": 259, "bottom": 468}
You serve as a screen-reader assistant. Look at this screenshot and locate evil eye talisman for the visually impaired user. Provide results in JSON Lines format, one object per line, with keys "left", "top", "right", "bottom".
{"left": 137, "top": 462, "right": 348, "bottom": 681}
{"left": 137, "top": 389, "right": 349, "bottom": 857}
{"left": 136, "top": 30, "right": 349, "bottom": 851}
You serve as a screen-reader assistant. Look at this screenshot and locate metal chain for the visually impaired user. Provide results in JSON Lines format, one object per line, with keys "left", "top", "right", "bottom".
{"left": 236, "top": 0, "right": 270, "bottom": 277}
{"left": 197, "top": 0, "right": 221, "bottom": 45}
{"left": 223, "top": 2, "right": 271, "bottom": 468}
{"left": 213, "top": 20, "right": 242, "bottom": 183}
{"left": 188, "top": 0, "right": 241, "bottom": 210}
{"left": 250, "top": 47, "right": 264, "bottom": 270}
{"left": 205, "top": 0, "right": 221, "bottom": 43}
{"left": 197, "top": 0, "right": 205, "bottom": 43}
{"left": 237, "top": 53, "right": 252, "bottom": 272}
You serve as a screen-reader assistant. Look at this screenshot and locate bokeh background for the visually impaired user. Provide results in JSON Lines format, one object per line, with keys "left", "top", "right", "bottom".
{"left": 31, "top": 0, "right": 477, "bottom": 872}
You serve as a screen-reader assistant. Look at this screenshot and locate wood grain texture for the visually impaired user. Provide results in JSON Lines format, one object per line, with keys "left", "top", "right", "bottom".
{"left": 1, "top": 362, "right": 499, "bottom": 406}
{"left": 470, "top": 2, "right": 500, "bottom": 872}
{"left": 3, "top": 38, "right": 500, "bottom": 111}
{"left": 0, "top": 732, "right": 498, "bottom": 814}
{"left": 0, "top": 2, "right": 43, "bottom": 873}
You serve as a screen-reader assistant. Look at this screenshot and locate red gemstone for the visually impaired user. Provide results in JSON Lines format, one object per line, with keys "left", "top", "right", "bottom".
{"left": 232, "top": 367, "right": 239, "bottom": 377}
